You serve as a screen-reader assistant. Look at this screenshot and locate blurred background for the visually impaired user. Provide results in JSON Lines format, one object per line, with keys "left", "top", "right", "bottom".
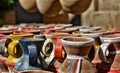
{"left": 0, "top": 0, "right": 120, "bottom": 29}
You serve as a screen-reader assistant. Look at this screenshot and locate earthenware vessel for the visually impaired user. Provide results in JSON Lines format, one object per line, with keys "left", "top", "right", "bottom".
{"left": 59, "top": 0, "right": 92, "bottom": 14}
{"left": 82, "top": 30, "right": 109, "bottom": 66}
{"left": 97, "top": 34, "right": 120, "bottom": 73}
{"left": 55, "top": 29, "right": 77, "bottom": 34}
{"left": 0, "top": 55, "right": 9, "bottom": 73}
{"left": 50, "top": 33, "right": 69, "bottom": 69}
{"left": 21, "top": 27, "right": 41, "bottom": 35}
{"left": 79, "top": 26, "right": 101, "bottom": 32}
{"left": 0, "top": 30, "right": 12, "bottom": 35}
{"left": 59, "top": 37, "right": 96, "bottom": 73}
{"left": 0, "top": 35, "right": 11, "bottom": 57}
{"left": 14, "top": 38, "right": 51, "bottom": 72}
{"left": 5, "top": 33, "right": 33, "bottom": 73}
{"left": 6, "top": 33, "right": 33, "bottom": 64}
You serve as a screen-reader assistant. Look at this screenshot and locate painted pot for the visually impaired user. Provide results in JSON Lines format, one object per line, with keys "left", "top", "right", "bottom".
{"left": 58, "top": 37, "right": 96, "bottom": 73}
{"left": 97, "top": 34, "right": 120, "bottom": 73}
{"left": 6, "top": 33, "right": 33, "bottom": 64}
{"left": 0, "top": 30, "right": 12, "bottom": 35}
{"left": 21, "top": 27, "right": 41, "bottom": 35}
{"left": 82, "top": 30, "right": 109, "bottom": 66}
{"left": 14, "top": 38, "right": 50, "bottom": 71}
{"left": 0, "top": 35, "right": 11, "bottom": 57}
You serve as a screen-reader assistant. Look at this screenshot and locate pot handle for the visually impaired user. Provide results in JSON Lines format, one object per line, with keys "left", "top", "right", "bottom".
{"left": 99, "top": 42, "right": 110, "bottom": 63}
{"left": 42, "top": 39, "right": 53, "bottom": 57}
{"left": 8, "top": 41, "right": 18, "bottom": 56}
{"left": 54, "top": 39, "right": 66, "bottom": 62}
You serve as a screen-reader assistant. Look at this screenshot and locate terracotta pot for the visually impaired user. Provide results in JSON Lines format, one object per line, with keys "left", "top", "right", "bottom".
{"left": 36, "top": 0, "right": 62, "bottom": 17}
{"left": 6, "top": 33, "right": 33, "bottom": 64}
{"left": 59, "top": 37, "right": 96, "bottom": 73}
{"left": 0, "top": 35, "right": 11, "bottom": 57}
{"left": 59, "top": 0, "right": 92, "bottom": 14}
{"left": 97, "top": 34, "right": 120, "bottom": 73}
{"left": 79, "top": 26, "right": 101, "bottom": 32}
{"left": 0, "top": 30, "right": 12, "bottom": 35}
{"left": 51, "top": 33, "right": 69, "bottom": 68}
{"left": 0, "top": 55, "right": 9, "bottom": 73}
{"left": 14, "top": 38, "right": 51, "bottom": 71}
{"left": 21, "top": 27, "right": 41, "bottom": 35}
{"left": 55, "top": 29, "right": 76, "bottom": 34}
{"left": 82, "top": 30, "right": 111, "bottom": 66}
{"left": 19, "top": 0, "right": 38, "bottom": 13}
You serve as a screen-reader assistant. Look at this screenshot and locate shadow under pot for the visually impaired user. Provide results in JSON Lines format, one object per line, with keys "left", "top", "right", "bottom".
{"left": 58, "top": 37, "right": 96, "bottom": 73}
{"left": 14, "top": 38, "right": 52, "bottom": 72}
{"left": 97, "top": 34, "right": 120, "bottom": 73}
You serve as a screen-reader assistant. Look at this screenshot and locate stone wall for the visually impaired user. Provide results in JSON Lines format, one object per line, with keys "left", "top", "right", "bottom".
{"left": 82, "top": 0, "right": 120, "bottom": 29}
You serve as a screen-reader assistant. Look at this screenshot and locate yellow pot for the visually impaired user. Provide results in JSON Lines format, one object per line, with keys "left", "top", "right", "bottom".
{"left": 7, "top": 33, "right": 33, "bottom": 64}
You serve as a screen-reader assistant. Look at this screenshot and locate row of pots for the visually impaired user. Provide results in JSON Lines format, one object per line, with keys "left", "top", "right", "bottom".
{"left": 0, "top": 24, "right": 120, "bottom": 73}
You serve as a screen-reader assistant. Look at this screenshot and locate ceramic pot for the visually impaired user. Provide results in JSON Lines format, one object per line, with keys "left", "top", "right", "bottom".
{"left": 19, "top": 0, "right": 37, "bottom": 13}
{"left": 41, "top": 33, "right": 55, "bottom": 68}
{"left": 55, "top": 29, "right": 77, "bottom": 34}
{"left": 82, "top": 30, "right": 109, "bottom": 66}
{"left": 59, "top": 0, "right": 92, "bottom": 14}
{"left": 0, "top": 30, "right": 12, "bottom": 35}
{"left": 21, "top": 27, "right": 41, "bottom": 35}
{"left": 14, "top": 38, "right": 51, "bottom": 71}
{"left": 36, "top": 0, "right": 62, "bottom": 17}
{"left": 79, "top": 26, "right": 101, "bottom": 32}
{"left": 59, "top": 37, "right": 96, "bottom": 73}
{"left": 50, "top": 33, "right": 70, "bottom": 69}
{"left": 0, "top": 58, "right": 9, "bottom": 73}
{"left": 0, "top": 36, "right": 11, "bottom": 57}
{"left": 6, "top": 33, "right": 33, "bottom": 64}
{"left": 97, "top": 34, "right": 120, "bottom": 73}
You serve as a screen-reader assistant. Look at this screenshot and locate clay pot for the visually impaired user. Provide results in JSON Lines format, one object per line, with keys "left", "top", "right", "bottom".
{"left": 36, "top": 0, "right": 62, "bottom": 17}
{"left": 0, "top": 30, "right": 12, "bottom": 35}
{"left": 7, "top": 33, "right": 33, "bottom": 64}
{"left": 0, "top": 35, "right": 11, "bottom": 57}
{"left": 59, "top": 37, "right": 96, "bottom": 73}
{"left": 21, "top": 27, "right": 41, "bottom": 35}
{"left": 59, "top": 0, "right": 92, "bottom": 14}
{"left": 14, "top": 38, "right": 50, "bottom": 71}
{"left": 79, "top": 26, "right": 101, "bottom": 32}
{"left": 82, "top": 30, "right": 110, "bottom": 66}
{"left": 55, "top": 29, "right": 76, "bottom": 34}
{"left": 97, "top": 34, "right": 120, "bottom": 73}
{"left": 51, "top": 33, "right": 69, "bottom": 67}
{"left": 19, "top": 0, "right": 38, "bottom": 13}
